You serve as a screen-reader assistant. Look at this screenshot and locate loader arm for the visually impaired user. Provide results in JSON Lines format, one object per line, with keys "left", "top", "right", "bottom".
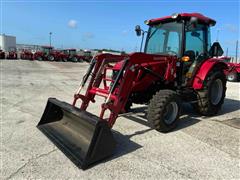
{"left": 74, "top": 53, "right": 176, "bottom": 127}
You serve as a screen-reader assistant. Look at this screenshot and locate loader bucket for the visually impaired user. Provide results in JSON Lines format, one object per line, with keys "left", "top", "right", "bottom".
{"left": 37, "top": 98, "right": 116, "bottom": 169}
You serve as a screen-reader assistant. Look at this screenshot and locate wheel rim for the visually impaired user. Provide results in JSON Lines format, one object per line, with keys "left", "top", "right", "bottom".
{"left": 163, "top": 102, "right": 178, "bottom": 125}
{"left": 49, "top": 56, "right": 54, "bottom": 61}
{"left": 228, "top": 74, "right": 235, "bottom": 81}
{"left": 210, "top": 79, "right": 223, "bottom": 105}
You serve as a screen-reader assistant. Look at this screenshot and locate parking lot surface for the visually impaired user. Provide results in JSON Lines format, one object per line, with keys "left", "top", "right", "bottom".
{"left": 1, "top": 60, "right": 239, "bottom": 179}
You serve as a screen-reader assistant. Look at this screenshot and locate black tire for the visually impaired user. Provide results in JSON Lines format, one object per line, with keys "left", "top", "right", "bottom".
{"left": 227, "top": 71, "right": 238, "bottom": 82}
{"left": 48, "top": 55, "right": 55, "bottom": 61}
{"left": 78, "top": 58, "right": 84, "bottom": 62}
{"left": 62, "top": 58, "right": 68, "bottom": 62}
{"left": 147, "top": 90, "right": 181, "bottom": 132}
{"left": 72, "top": 57, "right": 78, "bottom": 62}
{"left": 193, "top": 68, "right": 226, "bottom": 116}
{"left": 37, "top": 56, "right": 43, "bottom": 61}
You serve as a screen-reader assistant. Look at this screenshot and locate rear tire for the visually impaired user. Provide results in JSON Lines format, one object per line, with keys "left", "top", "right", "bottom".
{"left": 147, "top": 90, "right": 181, "bottom": 132}
{"left": 193, "top": 68, "right": 226, "bottom": 116}
{"left": 227, "top": 71, "right": 238, "bottom": 82}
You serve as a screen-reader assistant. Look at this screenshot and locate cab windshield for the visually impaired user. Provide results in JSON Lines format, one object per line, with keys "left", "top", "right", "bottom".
{"left": 69, "top": 50, "right": 76, "bottom": 55}
{"left": 41, "top": 47, "right": 52, "bottom": 53}
{"left": 145, "top": 21, "right": 183, "bottom": 57}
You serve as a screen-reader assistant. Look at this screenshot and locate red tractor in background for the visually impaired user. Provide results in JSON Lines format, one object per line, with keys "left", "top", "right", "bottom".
{"left": 226, "top": 62, "right": 240, "bottom": 82}
{"left": 34, "top": 46, "right": 58, "bottom": 61}
{"left": 20, "top": 50, "right": 34, "bottom": 60}
{"left": 82, "top": 50, "right": 93, "bottom": 62}
{"left": 38, "top": 13, "right": 228, "bottom": 169}
{"left": 52, "top": 50, "right": 69, "bottom": 62}
{"left": 0, "top": 50, "right": 5, "bottom": 59}
{"left": 218, "top": 56, "right": 240, "bottom": 82}
{"left": 61, "top": 48, "right": 85, "bottom": 62}
{"left": 6, "top": 47, "right": 18, "bottom": 59}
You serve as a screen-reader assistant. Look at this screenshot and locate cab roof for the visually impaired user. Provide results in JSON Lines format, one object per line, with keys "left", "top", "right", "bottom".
{"left": 147, "top": 13, "right": 216, "bottom": 26}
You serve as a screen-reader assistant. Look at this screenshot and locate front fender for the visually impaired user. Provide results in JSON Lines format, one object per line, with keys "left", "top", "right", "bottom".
{"left": 192, "top": 59, "right": 228, "bottom": 89}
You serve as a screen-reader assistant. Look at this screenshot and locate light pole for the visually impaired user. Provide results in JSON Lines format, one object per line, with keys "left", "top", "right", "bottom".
{"left": 236, "top": 40, "right": 238, "bottom": 63}
{"left": 216, "top": 29, "right": 220, "bottom": 42}
{"left": 49, "top": 32, "right": 52, "bottom": 47}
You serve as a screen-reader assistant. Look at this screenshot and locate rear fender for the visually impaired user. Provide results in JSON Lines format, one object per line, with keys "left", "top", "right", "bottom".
{"left": 192, "top": 59, "right": 228, "bottom": 90}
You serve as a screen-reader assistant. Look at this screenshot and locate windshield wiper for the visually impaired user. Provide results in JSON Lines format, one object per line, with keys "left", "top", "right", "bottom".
{"left": 146, "top": 28, "right": 159, "bottom": 42}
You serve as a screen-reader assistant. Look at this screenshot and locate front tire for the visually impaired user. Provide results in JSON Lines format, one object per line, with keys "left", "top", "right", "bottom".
{"left": 48, "top": 55, "right": 55, "bottom": 61}
{"left": 62, "top": 58, "right": 68, "bottom": 62}
{"left": 37, "top": 56, "right": 43, "bottom": 61}
{"left": 72, "top": 57, "right": 78, "bottom": 62}
{"left": 147, "top": 90, "right": 181, "bottom": 132}
{"left": 193, "top": 68, "right": 226, "bottom": 116}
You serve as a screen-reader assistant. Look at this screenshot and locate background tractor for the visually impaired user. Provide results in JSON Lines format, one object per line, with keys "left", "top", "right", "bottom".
{"left": 61, "top": 49, "right": 84, "bottom": 62}
{"left": 82, "top": 50, "right": 93, "bottom": 62}
{"left": 6, "top": 47, "right": 18, "bottom": 59}
{"left": 34, "top": 46, "right": 57, "bottom": 61}
{"left": 0, "top": 50, "right": 5, "bottom": 59}
{"left": 226, "top": 62, "right": 240, "bottom": 82}
{"left": 218, "top": 56, "right": 240, "bottom": 82}
{"left": 38, "top": 13, "right": 228, "bottom": 169}
{"left": 20, "top": 49, "right": 34, "bottom": 60}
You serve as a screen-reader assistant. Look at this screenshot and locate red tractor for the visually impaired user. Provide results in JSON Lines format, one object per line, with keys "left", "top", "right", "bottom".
{"left": 217, "top": 56, "right": 240, "bottom": 82}
{"left": 61, "top": 49, "right": 84, "bottom": 62}
{"left": 38, "top": 13, "right": 228, "bottom": 169}
{"left": 20, "top": 49, "right": 34, "bottom": 60}
{"left": 52, "top": 50, "right": 69, "bottom": 62}
{"left": 0, "top": 50, "right": 5, "bottom": 59}
{"left": 6, "top": 47, "right": 18, "bottom": 59}
{"left": 34, "top": 46, "right": 57, "bottom": 61}
{"left": 82, "top": 50, "right": 93, "bottom": 62}
{"left": 227, "top": 62, "right": 240, "bottom": 82}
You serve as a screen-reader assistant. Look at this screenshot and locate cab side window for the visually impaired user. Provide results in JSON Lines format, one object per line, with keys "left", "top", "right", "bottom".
{"left": 185, "top": 24, "right": 206, "bottom": 60}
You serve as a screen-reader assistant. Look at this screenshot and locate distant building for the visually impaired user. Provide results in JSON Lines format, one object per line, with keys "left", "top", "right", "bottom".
{"left": 16, "top": 43, "right": 42, "bottom": 52}
{"left": 0, "top": 34, "right": 16, "bottom": 51}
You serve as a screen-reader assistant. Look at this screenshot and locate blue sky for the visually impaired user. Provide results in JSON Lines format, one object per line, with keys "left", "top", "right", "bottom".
{"left": 1, "top": 0, "right": 239, "bottom": 56}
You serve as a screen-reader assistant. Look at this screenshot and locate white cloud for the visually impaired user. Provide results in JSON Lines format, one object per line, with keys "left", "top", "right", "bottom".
{"left": 68, "top": 20, "right": 77, "bottom": 28}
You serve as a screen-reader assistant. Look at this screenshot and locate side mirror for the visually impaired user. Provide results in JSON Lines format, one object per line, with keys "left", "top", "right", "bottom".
{"left": 209, "top": 42, "right": 224, "bottom": 57}
{"left": 135, "top": 25, "right": 142, "bottom": 36}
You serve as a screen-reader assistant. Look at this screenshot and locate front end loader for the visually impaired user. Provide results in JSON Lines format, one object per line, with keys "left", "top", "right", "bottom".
{"left": 38, "top": 13, "right": 228, "bottom": 169}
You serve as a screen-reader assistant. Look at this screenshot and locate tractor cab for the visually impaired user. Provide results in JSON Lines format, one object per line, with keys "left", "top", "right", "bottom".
{"left": 41, "top": 46, "right": 53, "bottom": 54}
{"left": 83, "top": 50, "right": 92, "bottom": 62}
{"left": 62, "top": 49, "right": 77, "bottom": 56}
{"left": 61, "top": 49, "right": 79, "bottom": 62}
{"left": 137, "top": 13, "right": 224, "bottom": 86}
{"left": 69, "top": 49, "right": 77, "bottom": 56}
